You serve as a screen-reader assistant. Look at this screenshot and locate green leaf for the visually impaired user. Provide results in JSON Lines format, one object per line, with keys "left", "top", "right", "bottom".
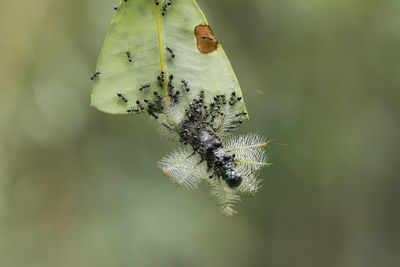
{"left": 90, "top": 0, "right": 247, "bottom": 118}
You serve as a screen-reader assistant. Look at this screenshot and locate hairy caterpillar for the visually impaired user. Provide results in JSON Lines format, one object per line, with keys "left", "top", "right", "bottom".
{"left": 129, "top": 84, "right": 270, "bottom": 217}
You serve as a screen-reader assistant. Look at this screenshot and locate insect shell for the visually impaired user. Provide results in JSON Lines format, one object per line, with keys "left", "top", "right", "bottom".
{"left": 153, "top": 89, "right": 269, "bottom": 217}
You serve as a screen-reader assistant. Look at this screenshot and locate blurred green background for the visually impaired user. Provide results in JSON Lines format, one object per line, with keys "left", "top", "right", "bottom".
{"left": 1, "top": 0, "right": 399, "bottom": 266}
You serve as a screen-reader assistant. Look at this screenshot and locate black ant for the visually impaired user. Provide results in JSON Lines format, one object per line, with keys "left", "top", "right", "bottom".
{"left": 162, "top": 0, "right": 173, "bottom": 16}
{"left": 166, "top": 47, "right": 175, "bottom": 59}
{"left": 157, "top": 71, "right": 165, "bottom": 87}
{"left": 117, "top": 93, "right": 128, "bottom": 103}
{"left": 139, "top": 83, "right": 151, "bottom": 91}
{"left": 90, "top": 72, "right": 100, "bottom": 80}
{"left": 127, "top": 108, "right": 139, "bottom": 114}
{"left": 235, "top": 111, "right": 248, "bottom": 117}
{"left": 181, "top": 80, "right": 190, "bottom": 92}
{"left": 136, "top": 100, "right": 145, "bottom": 111}
{"left": 229, "top": 92, "right": 242, "bottom": 106}
{"left": 126, "top": 51, "right": 133, "bottom": 62}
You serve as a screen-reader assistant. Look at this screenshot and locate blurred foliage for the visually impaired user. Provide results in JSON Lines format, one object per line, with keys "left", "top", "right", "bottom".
{"left": 0, "top": 0, "right": 399, "bottom": 266}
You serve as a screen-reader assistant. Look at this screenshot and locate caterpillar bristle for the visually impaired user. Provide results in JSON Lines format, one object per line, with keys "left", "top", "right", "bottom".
{"left": 158, "top": 147, "right": 206, "bottom": 189}
{"left": 236, "top": 168, "right": 262, "bottom": 195}
{"left": 210, "top": 178, "right": 241, "bottom": 217}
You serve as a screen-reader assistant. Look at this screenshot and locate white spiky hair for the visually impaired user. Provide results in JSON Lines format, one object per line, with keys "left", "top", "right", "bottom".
{"left": 158, "top": 133, "right": 270, "bottom": 216}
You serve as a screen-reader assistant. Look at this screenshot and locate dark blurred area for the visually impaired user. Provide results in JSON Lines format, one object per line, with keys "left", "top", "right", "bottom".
{"left": 1, "top": 0, "right": 399, "bottom": 266}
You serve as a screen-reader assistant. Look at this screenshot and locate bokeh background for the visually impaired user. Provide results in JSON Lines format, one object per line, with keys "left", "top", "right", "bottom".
{"left": 1, "top": 0, "right": 399, "bottom": 266}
